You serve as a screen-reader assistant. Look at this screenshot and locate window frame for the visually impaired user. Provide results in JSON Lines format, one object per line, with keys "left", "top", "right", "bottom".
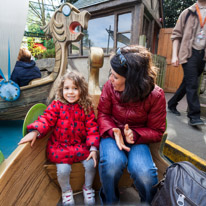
{"left": 68, "top": 7, "right": 134, "bottom": 57}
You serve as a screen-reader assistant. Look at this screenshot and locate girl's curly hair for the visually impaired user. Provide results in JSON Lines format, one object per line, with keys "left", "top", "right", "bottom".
{"left": 55, "top": 71, "right": 93, "bottom": 114}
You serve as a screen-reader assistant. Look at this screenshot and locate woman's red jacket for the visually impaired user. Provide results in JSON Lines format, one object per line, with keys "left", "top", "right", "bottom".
{"left": 97, "top": 81, "right": 166, "bottom": 144}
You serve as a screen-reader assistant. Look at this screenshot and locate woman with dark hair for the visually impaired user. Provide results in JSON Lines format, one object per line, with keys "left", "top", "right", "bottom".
{"left": 97, "top": 45, "right": 166, "bottom": 204}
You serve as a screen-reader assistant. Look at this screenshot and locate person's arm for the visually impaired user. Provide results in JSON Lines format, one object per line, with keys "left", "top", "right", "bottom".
{"left": 35, "top": 65, "right": 42, "bottom": 78}
{"left": 132, "top": 89, "right": 167, "bottom": 144}
{"left": 85, "top": 109, "right": 100, "bottom": 149}
{"left": 171, "top": 39, "right": 180, "bottom": 67}
{"left": 86, "top": 150, "right": 98, "bottom": 167}
{"left": 170, "top": 9, "right": 188, "bottom": 66}
{"left": 18, "top": 130, "right": 38, "bottom": 147}
{"left": 97, "top": 81, "right": 117, "bottom": 138}
{"left": 85, "top": 109, "right": 100, "bottom": 168}
{"left": 27, "top": 100, "right": 59, "bottom": 138}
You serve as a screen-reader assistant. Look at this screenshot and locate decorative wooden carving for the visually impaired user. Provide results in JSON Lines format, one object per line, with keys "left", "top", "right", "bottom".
{"left": 41, "top": 3, "right": 91, "bottom": 102}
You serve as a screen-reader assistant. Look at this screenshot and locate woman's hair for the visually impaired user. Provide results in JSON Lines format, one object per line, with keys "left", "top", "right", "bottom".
{"left": 110, "top": 45, "right": 157, "bottom": 102}
{"left": 17, "top": 48, "right": 31, "bottom": 62}
{"left": 56, "top": 71, "right": 93, "bottom": 114}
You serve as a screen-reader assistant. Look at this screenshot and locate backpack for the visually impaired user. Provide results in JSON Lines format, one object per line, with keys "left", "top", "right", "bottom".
{"left": 151, "top": 161, "right": 206, "bottom": 206}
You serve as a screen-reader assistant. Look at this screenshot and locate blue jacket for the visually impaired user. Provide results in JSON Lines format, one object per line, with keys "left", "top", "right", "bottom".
{"left": 11, "top": 60, "right": 41, "bottom": 87}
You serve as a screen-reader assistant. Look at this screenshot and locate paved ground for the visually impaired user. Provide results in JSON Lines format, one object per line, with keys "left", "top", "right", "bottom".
{"left": 57, "top": 187, "right": 149, "bottom": 206}
{"left": 165, "top": 93, "right": 206, "bottom": 160}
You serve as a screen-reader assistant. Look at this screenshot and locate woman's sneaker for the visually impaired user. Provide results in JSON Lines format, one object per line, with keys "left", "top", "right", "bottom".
{"left": 83, "top": 186, "right": 95, "bottom": 205}
{"left": 62, "top": 189, "right": 74, "bottom": 206}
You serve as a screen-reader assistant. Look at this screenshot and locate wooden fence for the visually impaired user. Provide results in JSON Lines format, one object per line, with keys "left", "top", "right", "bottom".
{"left": 152, "top": 54, "right": 167, "bottom": 89}
{"left": 139, "top": 34, "right": 167, "bottom": 89}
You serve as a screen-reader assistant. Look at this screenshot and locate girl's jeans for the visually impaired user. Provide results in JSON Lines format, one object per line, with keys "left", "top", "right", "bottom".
{"left": 99, "top": 138, "right": 158, "bottom": 204}
{"left": 56, "top": 158, "right": 96, "bottom": 192}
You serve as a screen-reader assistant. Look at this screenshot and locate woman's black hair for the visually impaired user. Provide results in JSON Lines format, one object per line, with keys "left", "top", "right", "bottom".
{"left": 117, "top": 45, "right": 157, "bottom": 102}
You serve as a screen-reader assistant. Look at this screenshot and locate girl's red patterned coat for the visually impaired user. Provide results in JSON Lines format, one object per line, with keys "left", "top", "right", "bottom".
{"left": 27, "top": 100, "right": 100, "bottom": 164}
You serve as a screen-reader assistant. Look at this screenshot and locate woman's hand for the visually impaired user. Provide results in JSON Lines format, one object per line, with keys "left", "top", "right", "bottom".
{"left": 113, "top": 128, "right": 130, "bottom": 152}
{"left": 124, "top": 124, "right": 135, "bottom": 144}
{"left": 18, "top": 131, "right": 38, "bottom": 147}
{"left": 86, "top": 151, "right": 98, "bottom": 167}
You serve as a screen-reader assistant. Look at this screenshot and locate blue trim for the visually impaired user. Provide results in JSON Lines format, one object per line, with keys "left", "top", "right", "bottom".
{"left": 0, "top": 80, "right": 20, "bottom": 101}
{"left": 0, "top": 68, "right": 6, "bottom": 80}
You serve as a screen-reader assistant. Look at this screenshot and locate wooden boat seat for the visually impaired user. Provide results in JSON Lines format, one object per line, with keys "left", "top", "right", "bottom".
{"left": 20, "top": 73, "right": 56, "bottom": 90}
{"left": 44, "top": 133, "right": 169, "bottom": 192}
{"left": 44, "top": 47, "right": 169, "bottom": 193}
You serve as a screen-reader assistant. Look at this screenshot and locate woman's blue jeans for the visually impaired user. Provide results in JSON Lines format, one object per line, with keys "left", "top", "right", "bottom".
{"left": 99, "top": 138, "right": 158, "bottom": 205}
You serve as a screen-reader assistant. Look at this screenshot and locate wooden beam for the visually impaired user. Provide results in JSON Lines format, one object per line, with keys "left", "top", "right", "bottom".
{"left": 79, "top": 0, "right": 141, "bottom": 14}
{"left": 131, "top": 4, "right": 144, "bottom": 44}
{"left": 142, "top": 1, "right": 162, "bottom": 28}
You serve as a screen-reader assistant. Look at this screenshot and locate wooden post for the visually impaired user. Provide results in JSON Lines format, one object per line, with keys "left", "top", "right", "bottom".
{"left": 88, "top": 47, "right": 104, "bottom": 116}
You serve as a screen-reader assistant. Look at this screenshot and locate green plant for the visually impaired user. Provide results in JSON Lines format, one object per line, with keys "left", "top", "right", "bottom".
{"left": 42, "top": 48, "right": 55, "bottom": 58}
{"left": 27, "top": 37, "right": 46, "bottom": 59}
{"left": 163, "top": 0, "right": 196, "bottom": 28}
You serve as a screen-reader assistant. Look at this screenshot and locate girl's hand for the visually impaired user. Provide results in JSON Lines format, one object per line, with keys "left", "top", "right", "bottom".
{"left": 124, "top": 124, "right": 135, "bottom": 144}
{"left": 113, "top": 128, "right": 130, "bottom": 152}
{"left": 18, "top": 131, "right": 38, "bottom": 147}
{"left": 86, "top": 151, "right": 97, "bottom": 167}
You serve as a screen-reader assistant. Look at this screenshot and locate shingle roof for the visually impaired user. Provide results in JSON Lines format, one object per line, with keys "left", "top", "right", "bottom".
{"left": 74, "top": 0, "right": 110, "bottom": 9}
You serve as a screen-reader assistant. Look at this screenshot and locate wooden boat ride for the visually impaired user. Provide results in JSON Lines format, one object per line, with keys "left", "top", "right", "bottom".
{"left": 1, "top": 3, "right": 206, "bottom": 206}
{"left": 1, "top": 45, "right": 206, "bottom": 205}
{"left": 0, "top": 45, "right": 168, "bottom": 205}
{"left": 0, "top": 3, "right": 91, "bottom": 120}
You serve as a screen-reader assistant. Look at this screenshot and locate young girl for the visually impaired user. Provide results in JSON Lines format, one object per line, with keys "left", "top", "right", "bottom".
{"left": 19, "top": 71, "right": 100, "bottom": 206}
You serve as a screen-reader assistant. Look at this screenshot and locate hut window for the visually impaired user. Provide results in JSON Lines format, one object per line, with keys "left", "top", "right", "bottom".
{"left": 142, "top": 14, "right": 152, "bottom": 48}
{"left": 82, "top": 15, "right": 114, "bottom": 55}
{"left": 117, "top": 12, "right": 131, "bottom": 48}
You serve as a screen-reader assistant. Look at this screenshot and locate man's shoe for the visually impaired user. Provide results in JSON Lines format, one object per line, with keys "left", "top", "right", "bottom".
{"left": 168, "top": 107, "right": 181, "bottom": 116}
{"left": 188, "top": 118, "right": 204, "bottom": 126}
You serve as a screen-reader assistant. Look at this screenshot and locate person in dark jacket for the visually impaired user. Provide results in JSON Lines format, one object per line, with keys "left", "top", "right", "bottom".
{"left": 97, "top": 45, "right": 166, "bottom": 205}
{"left": 11, "top": 47, "right": 41, "bottom": 87}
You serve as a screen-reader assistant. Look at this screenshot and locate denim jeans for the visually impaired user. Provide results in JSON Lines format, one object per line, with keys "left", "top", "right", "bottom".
{"left": 99, "top": 138, "right": 158, "bottom": 205}
{"left": 56, "top": 158, "right": 96, "bottom": 192}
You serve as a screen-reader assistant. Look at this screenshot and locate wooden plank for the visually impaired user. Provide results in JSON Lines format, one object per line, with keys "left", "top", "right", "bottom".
{"left": 131, "top": 4, "right": 143, "bottom": 44}
{"left": 0, "top": 136, "right": 61, "bottom": 206}
{"left": 157, "top": 28, "right": 183, "bottom": 92}
{"left": 83, "top": 0, "right": 141, "bottom": 13}
{"left": 0, "top": 83, "right": 52, "bottom": 120}
{"left": 164, "top": 64, "right": 183, "bottom": 92}
{"left": 157, "top": 28, "right": 164, "bottom": 55}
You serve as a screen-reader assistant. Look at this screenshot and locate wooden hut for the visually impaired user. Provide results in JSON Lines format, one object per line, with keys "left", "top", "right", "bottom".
{"left": 73, "top": 0, "right": 163, "bottom": 54}
{"left": 67, "top": 0, "right": 164, "bottom": 88}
